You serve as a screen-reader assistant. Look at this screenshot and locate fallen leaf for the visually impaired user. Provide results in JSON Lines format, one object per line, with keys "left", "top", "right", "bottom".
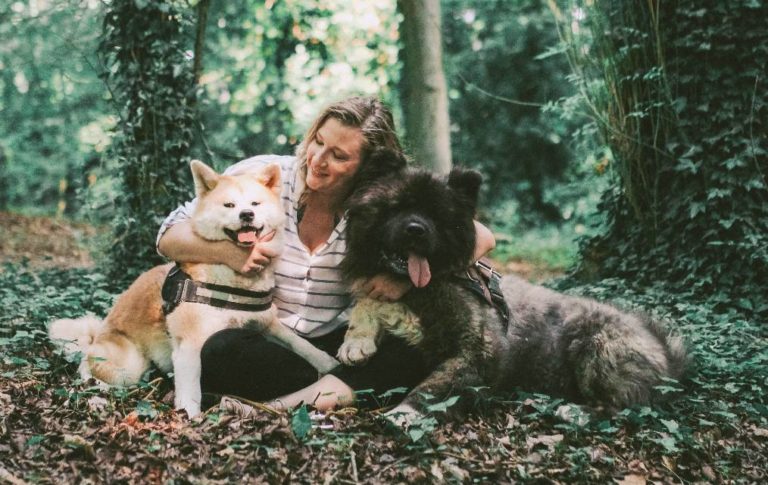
{"left": 615, "top": 473, "right": 646, "bottom": 485}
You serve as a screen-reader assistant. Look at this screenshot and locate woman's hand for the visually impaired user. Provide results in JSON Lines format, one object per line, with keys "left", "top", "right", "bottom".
{"left": 231, "top": 239, "right": 280, "bottom": 274}
{"left": 360, "top": 274, "right": 412, "bottom": 302}
{"left": 158, "top": 221, "right": 279, "bottom": 274}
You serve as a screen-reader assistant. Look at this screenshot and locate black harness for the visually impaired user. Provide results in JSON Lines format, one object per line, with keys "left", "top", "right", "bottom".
{"left": 161, "top": 265, "right": 273, "bottom": 316}
{"left": 455, "top": 258, "right": 511, "bottom": 326}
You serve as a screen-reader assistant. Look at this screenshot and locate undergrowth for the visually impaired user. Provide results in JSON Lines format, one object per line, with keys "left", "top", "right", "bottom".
{"left": 1, "top": 262, "right": 766, "bottom": 482}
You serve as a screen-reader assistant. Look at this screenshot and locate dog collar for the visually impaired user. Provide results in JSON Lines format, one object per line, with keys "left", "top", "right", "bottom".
{"left": 455, "top": 259, "right": 511, "bottom": 326}
{"left": 161, "top": 265, "right": 273, "bottom": 316}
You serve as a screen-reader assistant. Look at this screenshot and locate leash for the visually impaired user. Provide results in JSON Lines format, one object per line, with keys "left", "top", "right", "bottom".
{"left": 161, "top": 264, "right": 273, "bottom": 316}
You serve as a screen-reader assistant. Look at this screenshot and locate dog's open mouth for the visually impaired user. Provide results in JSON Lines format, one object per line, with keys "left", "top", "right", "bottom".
{"left": 382, "top": 252, "right": 432, "bottom": 288}
{"left": 224, "top": 226, "right": 263, "bottom": 247}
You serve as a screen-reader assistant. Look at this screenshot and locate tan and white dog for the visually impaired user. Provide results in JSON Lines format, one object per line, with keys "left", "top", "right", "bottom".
{"left": 49, "top": 160, "right": 339, "bottom": 417}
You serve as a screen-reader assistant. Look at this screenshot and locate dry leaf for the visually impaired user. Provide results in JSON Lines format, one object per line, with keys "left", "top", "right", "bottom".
{"left": 615, "top": 473, "right": 646, "bottom": 485}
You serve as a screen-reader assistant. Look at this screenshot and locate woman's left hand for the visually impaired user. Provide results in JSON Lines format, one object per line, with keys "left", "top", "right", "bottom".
{"left": 360, "top": 274, "right": 412, "bottom": 302}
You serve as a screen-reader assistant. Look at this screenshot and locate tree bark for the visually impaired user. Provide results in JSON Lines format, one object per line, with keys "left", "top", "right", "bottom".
{"left": 398, "top": 0, "right": 452, "bottom": 173}
{"left": 193, "top": 0, "right": 210, "bottom": 84}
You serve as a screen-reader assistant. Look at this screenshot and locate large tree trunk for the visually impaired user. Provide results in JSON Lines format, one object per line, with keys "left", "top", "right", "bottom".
{"left": 398, "top": 0, "right": 452, "bottom": 173}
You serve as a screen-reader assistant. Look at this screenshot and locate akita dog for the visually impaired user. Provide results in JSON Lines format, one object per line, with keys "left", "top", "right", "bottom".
{"left": 49, "top": 160, "right": 339, "bottom": 417}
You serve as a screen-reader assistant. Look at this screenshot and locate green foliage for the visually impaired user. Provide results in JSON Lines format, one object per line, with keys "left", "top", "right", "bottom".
{"left": 554, "top": 0, "right": 768, "bottom": 316}
{"left": 0, "top": 1, "right": 107, "bottom": 215}
{"left": 291, "top": 405, "right": 312, "bottom": 441}
{"left": 197, "top": 0, "right": 399, "bottom": 168}
{"left": 2, "top": 263, "right": 768, "bottom": 481}
{"left": 98, "top": 0, "right": 201, "bottom": 277}
{"left": 443, "top": 0, "right": 581, "bottom": 225}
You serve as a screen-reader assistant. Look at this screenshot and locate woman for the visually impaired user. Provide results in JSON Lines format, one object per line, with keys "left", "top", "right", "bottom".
{"left": 157, "top": 96, "right": 495, "bottom": 412}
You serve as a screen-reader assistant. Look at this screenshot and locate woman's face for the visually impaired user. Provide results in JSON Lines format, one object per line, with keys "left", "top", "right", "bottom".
{"left": 305, "top": 117, "right": 363, "bottom": 197}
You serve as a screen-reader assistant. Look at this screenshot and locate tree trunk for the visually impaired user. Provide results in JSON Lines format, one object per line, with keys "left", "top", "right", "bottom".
{"left": 193, "top": 0, "right": 210, "bottom": 84}
{"left": 398, "top": 0, "right": 452, "bottom": 173}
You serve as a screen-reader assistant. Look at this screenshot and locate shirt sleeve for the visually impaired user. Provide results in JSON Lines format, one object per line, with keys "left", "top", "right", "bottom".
{"left": 155, "top": 199, "right": 197, "bottom": 256}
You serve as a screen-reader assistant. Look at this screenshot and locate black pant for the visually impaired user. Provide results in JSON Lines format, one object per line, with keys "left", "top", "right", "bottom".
{"left": 200, "top": 326, "right": 429, "bottom": 408}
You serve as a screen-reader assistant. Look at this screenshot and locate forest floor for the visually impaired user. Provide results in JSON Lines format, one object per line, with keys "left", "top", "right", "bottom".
{"left": 1, "top": 212, "right": 766, "bottom": 483}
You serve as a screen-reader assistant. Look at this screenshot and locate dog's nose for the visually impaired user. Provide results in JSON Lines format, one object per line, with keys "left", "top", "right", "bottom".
{"left": 239, "top": 209, "right": 254, "bottom": 222}
{"left": 406, "top": 221, "right": 426, "bottom": 237}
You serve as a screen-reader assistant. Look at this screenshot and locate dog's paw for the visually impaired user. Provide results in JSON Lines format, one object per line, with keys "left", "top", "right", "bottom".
{"left": 337, "top": 336, "right": 378, "bottom": 366}
{"left": 175, "top": 397, "right": 201, "bottom": 418}
{"left": 384, "top": 403, "right": 424, "bottom": 429}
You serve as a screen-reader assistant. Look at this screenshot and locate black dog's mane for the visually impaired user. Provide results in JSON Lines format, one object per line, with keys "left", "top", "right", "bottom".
{"left": 342, "top": 150, "right": 482, "bottom": 284}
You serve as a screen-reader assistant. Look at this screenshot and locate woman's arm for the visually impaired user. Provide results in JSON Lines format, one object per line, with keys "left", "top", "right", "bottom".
{"left": 158, "top": 221, "right": 278, "bottom": 274}
{"left": 473, "top": 220, "right": 496, "bottom": 262}
{"left": 361, "top": 220, "right": 496, "bottom": 301}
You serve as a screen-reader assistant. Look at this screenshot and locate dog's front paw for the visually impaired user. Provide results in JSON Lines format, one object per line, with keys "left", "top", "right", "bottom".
{"left": 175, "top": 397, "right": 201, "bottom": 418}
{"left": 337, "top": 336, "right": 378, "bottom": 366}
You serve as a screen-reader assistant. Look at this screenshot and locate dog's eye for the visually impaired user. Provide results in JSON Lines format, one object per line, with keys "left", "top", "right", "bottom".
{"left": 251, "top": 201, "right": 260, "bottom": 207}
{"left": 223, "top": 202, "right": 235, "bottom": 208}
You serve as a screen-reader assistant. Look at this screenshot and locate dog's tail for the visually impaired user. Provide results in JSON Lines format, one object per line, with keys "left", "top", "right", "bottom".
{"left": 48, "top": 315, "right": 105, "bottom": 361}
{"left": 569, "top": 306, "right": 689, "bottom": 410}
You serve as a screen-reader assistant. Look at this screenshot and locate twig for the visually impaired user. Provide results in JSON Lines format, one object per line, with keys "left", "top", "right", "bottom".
{"left": 349, "top": 450, "right": 359, "bottom": 483}
{"left": 0, "top": 467, "right": 31, "bottom": 485}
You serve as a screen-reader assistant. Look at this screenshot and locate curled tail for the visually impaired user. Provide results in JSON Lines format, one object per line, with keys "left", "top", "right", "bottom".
{"left": 48, "top": 315, "right": 105, "bottom": 361}
{"left": 568, "top": 307, "right": 689, "bottom": 410}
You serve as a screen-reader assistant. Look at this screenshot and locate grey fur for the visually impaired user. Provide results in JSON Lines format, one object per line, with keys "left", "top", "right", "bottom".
{"left": 341, "top": 166, "right": 688, "bottom": 415}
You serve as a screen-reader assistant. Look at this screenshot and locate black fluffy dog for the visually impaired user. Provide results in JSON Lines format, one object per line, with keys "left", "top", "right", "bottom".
{"left": 337, "top": 151, "right": 687, "bottom": 421}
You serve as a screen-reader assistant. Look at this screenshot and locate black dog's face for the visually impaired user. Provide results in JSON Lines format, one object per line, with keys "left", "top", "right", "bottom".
{"left": 343, "top": 167, "right": 483, "bottom": 287}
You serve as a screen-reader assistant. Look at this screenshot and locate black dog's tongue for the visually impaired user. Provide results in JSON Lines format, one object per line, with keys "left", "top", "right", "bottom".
{"left": 408, "top": 253, "right": 431, "bottom": 288}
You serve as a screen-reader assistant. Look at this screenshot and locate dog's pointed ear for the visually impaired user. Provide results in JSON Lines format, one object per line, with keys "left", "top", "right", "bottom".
{"left": 447, "top": 167, "right": 483, "bottom": 210}
{"left": 352, "top": 147, "right": 407, "bottom": 192}
{"left": 190, "top": 160, "right": 220, "bottom": 196}
{"left": 257, "top": 163, "right": 282, "bottom": 197}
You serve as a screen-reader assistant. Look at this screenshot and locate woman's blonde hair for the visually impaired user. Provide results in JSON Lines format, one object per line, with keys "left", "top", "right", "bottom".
{"left": 295, "top": 96, "right": 404, "bottom": 199}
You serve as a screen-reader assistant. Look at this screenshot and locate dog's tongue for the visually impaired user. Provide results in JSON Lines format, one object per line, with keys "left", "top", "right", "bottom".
{"left": 408, "top": 253, "right": 431, "bottom": 288}
{"left": 237, "top": 231, "right": 258, "bottom": 244}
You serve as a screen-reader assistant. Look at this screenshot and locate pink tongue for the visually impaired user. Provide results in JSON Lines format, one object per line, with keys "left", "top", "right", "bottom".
{"left": 408, "top": 253, "right": 431, "bottom": 288}
{"left": 237, "top": 231, "right": 258, "bottom": 244}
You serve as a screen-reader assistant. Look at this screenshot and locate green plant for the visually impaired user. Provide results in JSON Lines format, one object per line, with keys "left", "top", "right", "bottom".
{"left": 98, "top": 0, "right": 201, "bottom": 279}
{"left": 551, "top": 0, "right": 768, "bottom": 317}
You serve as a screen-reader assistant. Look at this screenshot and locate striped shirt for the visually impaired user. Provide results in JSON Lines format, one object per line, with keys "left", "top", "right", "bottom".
{"left": 156, "top": 155, "right": 352, "bottom": 338}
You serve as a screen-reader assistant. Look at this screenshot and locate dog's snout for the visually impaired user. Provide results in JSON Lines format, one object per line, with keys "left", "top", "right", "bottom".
{"left": 406, "top": 221, "right": 427, "bottom": 237}
{"left": 239, "top": 209, "right": 254, "bottom": 222}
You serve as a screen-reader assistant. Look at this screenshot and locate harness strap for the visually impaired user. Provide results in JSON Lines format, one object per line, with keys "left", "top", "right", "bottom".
{"left": 161, "top": 265, "right": 273, "bottom": 316}
{"left": 456, "top": 258, "right": 511, "bottom": 327}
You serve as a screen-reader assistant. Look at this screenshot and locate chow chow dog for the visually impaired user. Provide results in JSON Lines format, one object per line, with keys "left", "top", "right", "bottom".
{"left": 49, "top": 161, "right": 339, "bottom": 417}
{"left": 337, "top": 157, "right": 687, "bottom": 421}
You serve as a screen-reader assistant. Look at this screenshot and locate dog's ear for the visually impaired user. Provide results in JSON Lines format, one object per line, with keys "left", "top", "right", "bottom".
{"left": 190, "top": 160, "right": 220, "bottom": 196}
{"left": 447, "top": 167, "right": 483, "bottom": 210}
{"left": 352, "top": 147, "right": 407, "bottom": 192}
{"left": 257, "top": 163, "right": 282, "bottom": 197}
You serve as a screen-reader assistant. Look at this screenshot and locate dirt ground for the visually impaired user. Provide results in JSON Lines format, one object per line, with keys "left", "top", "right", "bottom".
{"left": 0, "top": 211, "right": 97, "bottom": 270}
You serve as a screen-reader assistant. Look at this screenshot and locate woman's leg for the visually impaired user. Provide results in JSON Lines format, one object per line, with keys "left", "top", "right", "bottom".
{"left": 267, "top": 374, "right": 355, "bottom": 412}
{"left": 202, "top": 327, "right": 428, "bottom": 412}
{"left": 200, "top": 328, "right": 320, "bottom": 401}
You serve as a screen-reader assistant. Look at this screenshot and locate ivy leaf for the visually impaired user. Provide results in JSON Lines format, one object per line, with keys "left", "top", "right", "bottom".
{"left": 689, "top": 202, "right": 706, "bottom": 219}
{"left": 291, "top": 405, "right": 312, "bottom": 441}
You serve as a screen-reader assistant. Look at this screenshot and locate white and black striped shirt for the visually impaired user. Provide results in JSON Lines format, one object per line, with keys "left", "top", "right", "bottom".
{"left": 157, "top": 155, "right": 352, "bottom": 338}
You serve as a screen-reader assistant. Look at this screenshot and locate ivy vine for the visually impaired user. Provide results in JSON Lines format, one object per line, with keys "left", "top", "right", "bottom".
{"left": 562, "top": 0, "right": 768, "bottom": 316}
{"left": 99, "top": 0, "right": 200, "bottom": 279}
